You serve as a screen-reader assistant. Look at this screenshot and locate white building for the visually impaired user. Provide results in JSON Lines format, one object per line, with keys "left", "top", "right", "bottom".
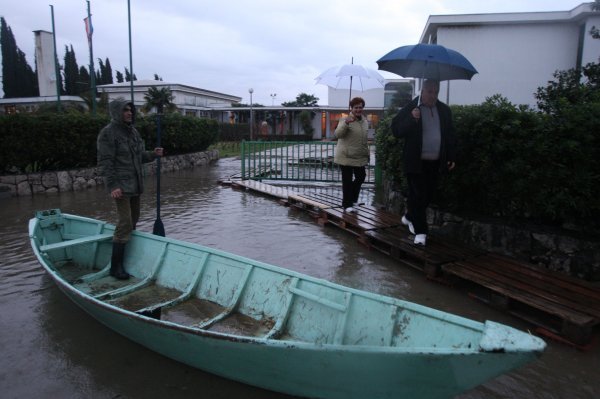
{"left": 419, "top": 2, "right": 600, "bottom": 106}
{"left": 97, "top": 80, "right": 241, "bottom": 117}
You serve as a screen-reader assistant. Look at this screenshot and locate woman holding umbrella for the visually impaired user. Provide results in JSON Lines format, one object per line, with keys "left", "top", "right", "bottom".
{"left": 334, "top": 97, "right": 370, "bottom": 213}
{"left": 391, "top": 79, "right": 456, "bottom": 246}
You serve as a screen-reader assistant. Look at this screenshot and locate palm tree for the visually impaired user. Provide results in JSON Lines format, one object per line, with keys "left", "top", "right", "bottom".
{"left": 143, "top": 86, "right": 176, "bottom": 114}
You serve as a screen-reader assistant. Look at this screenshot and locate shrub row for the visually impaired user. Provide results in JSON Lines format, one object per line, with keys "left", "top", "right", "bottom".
{"left": 0, "top": 113, "right": 220, "bottom": 173}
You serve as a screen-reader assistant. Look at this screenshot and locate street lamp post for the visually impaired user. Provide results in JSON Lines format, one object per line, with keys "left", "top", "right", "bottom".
{"left": 270, "top": 93, "right": 277, "bottom": 106}
{"left": 249, "top": 88, "right": 254, "bottom": 140}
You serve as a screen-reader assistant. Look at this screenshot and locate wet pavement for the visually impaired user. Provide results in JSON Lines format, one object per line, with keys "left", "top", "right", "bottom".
{"left": 0, "top": 157, "right": 597, "bottom": 398}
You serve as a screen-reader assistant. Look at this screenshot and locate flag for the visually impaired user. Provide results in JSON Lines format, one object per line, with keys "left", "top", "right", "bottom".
{"left": 84, "top": 16, "right": 93, "bottom": 44}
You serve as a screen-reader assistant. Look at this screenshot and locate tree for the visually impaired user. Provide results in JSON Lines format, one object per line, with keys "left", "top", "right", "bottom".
{"left": 104, "top": 58, "right": 113, "bottom": 84}
{"left": 282, "top": 93, "right": 319, "bottom": 107}
{"left": 97, "top": 58, "right": 113, "bottom": 84}
{"left": 535, "top": 62, "right": 600, "bottom": 115}
{"left": 154, "top": 74, "right": 163, "bottom": 81}
{"left": 97, "top": 58, "right": 105, "bottom": 85}
{"left": 142, "top": 86, "right": 176, "bottom": 113}
{"left": 124, "top": 67, "right": 137, "bottom": 82}
{"left": 63, "top": 45, "right": 80, "bottom": 95}
{"left": 1, "top": 17, "right": 38, "bottom": 97}
{"left": 78, "top": 65, "right": 90, "bottom": 95}
{"left": 116, "top": 71, "right": 124, "bottom": 83}
{"left": 78, "top": 66, "right": 90, "bottom": 86}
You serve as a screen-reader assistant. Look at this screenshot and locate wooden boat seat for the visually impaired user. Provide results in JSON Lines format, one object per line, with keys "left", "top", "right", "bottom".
{"left": 135, "top": 252, "right": 211, "bottom": 317}
{"left": 263, "top": 277, "right": 299, "bottom": 339}
{"left": 263, "top": 279, "right": 352, "bottom": 344}
{"left": 196, "top": 264, "right": 253, "bottom": 329}
{"left": 40, "top": 233, "right": 113, "bottom": 252}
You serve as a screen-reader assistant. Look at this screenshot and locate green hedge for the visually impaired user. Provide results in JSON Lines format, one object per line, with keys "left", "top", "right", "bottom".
{"left": 0, "top": 113, "right": 220, "bottom": 173}
{"left": 376, "top": 95, "right": 600, "bottom": 230}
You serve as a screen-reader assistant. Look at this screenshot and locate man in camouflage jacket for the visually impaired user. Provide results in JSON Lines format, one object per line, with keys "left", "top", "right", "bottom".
{"left": 97, "top": 98, "right": 163, "bottom": 279}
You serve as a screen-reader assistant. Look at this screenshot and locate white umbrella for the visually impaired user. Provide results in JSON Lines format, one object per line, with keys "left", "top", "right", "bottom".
{"left": 316, "top": 59, "right": 385, "bottom": 106}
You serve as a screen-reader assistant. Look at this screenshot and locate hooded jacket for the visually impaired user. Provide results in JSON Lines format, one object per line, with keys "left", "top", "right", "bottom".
{"left": 390, "top": 96, "right": 456, "bottom": 174}
{"left": 97, "top": 99, "right": 156, "bottom": 196}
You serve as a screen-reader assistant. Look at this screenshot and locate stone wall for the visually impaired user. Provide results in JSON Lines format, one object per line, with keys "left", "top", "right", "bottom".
{"left": 383, "top": 181, "right": 600, "bottom": 281}
{"left": 0, "top": 150, "right": 219, "bottom": 198}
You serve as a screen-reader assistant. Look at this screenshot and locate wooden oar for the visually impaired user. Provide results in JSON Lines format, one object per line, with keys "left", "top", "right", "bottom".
{"left": 152, "top": 112, "right": 165, "bottom": 237}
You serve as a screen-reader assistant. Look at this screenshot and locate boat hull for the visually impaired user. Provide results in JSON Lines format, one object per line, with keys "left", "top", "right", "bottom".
{"left": 30, "top": 210, "right": 545, "bottom": 399}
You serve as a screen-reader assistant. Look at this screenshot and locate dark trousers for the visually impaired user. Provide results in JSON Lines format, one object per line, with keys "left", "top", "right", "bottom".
{"left": 406, "top": 160, "right": 439, "bottom": 235}
{"left": 340, "top": 165, "right": 366, "bottom": 208}
{"left": 113, "top": 195, "right": 141, "bottom": 243}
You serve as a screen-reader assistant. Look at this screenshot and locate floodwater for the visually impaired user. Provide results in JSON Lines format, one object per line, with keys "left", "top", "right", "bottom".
{"left": 0, "top": 157, "right": 597, "bottom": 399}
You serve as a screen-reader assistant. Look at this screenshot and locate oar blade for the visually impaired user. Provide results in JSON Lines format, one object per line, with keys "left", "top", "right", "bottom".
{"left": 152, "top": 218, "right": 165, "bottom": 237}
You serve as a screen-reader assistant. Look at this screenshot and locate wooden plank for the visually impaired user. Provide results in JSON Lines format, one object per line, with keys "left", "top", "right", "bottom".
{"left": 443, "top": 262, "right": 596, "bottom": 327}
{"left": 232, "top": 180, "right": 290, "bottom": 199}
{"left": 479, "top": 253, "right": 600, "bottom": 302}
{"left": 288, "top": 194, "right": 333, "bottom": 210}
{"left": 364, "top": 228, "right": 471, "bottom": 266}
{"left": 474, "top": 257, "right": 600, "bottom": 317}
{"left": 322, "top": 208, "right": 391, "bottom": 232}
{"left": 40, "top": 233, "right": 113, "bottom": 252}
{"left": 448, "top": 257, "right": 600, "bottom": 320}
{"left": 346, "top": 205, "right": 404, "bottom": 227}
{"left": 297, "top": 192, "right": 341, "bottom": 208}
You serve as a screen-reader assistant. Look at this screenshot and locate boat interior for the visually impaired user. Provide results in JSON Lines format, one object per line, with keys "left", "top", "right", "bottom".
{"left": 31, "top": 210, "right": 484, "bottom": 349}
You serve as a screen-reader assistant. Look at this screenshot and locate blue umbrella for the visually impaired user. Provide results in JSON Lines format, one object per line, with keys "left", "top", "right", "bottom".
{"left": 377, "top": 43, "right": 477, "bottom": 81}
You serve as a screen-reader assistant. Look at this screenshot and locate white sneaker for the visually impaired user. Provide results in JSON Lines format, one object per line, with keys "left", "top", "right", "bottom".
{"left": 401, "top": 215, "right": 415, "bottom": 235}
{"left": 344, "top": 207, "right": 355, "bottom": 213}
{"left": 414, "top": 234, "right": 427, "bottom": 246}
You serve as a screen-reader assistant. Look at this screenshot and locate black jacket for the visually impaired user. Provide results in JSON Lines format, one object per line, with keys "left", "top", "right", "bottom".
{"left": 391, "top": 96, "right": 456, "bottom": 174}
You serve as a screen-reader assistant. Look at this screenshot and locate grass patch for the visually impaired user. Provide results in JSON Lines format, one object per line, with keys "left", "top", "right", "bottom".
{"left": 209, "top": 141, "right": 242, "bottom": 158}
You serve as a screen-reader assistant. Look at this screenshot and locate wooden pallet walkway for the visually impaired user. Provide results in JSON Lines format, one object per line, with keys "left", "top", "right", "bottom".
{"left": 220, "top": 179, "right": 600, "bottom": 346}
{"left": 363, "top": 227, "right": 487, "bottom": 278}
{"left": 228, "top": 179, "right": 290, "bottom": 199}
{"left": 443, "top": 254, "right": 600, "bottom": 346}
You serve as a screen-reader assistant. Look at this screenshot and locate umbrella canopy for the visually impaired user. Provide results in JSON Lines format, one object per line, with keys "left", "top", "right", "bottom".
{"left": 377, "top": 43, "right": 477, "bottom": 81}
{"left": 316, "top": 62, "right": 385, "bottom": 106}
{"left": 316, "top": 64, "right": 385, "bottom": 91}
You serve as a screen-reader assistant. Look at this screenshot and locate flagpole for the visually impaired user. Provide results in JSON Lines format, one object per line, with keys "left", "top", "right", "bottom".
{"left": 127, "top": 0, "right": 134, "bottom": 107}
{"left": 50, "top": 5, "right": 61, "bottom": 112}
{"left": 86, "top": 1, "right": 96, "bottom": 114}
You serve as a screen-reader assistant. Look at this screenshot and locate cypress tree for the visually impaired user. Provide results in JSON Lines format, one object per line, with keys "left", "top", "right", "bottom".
{"left": 97, "top": 58, "right": 105, "bottom": 85}
{"left": 78, "top": 65, "right": 90, "bottom": 94}
{"left": 63, "top": 45, "right": 80, "bottom": 95}
{"left": 104, "top": 58, "right": 113, "bottom": 84}
{"left": 1, "top": 17, "right": 37, "bottom": 97}
{"left": 116, "top": 70, "right": 124, "bottom": 83}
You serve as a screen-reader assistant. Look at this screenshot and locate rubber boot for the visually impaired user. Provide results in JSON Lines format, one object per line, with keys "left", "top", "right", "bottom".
{"left": 110, "top": 242, "right": 130, "bottom": 280}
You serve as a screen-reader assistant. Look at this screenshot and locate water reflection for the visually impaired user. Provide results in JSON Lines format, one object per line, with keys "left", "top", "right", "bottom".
{"left": 0, "top": 157, "right": 597, "bottom": 398}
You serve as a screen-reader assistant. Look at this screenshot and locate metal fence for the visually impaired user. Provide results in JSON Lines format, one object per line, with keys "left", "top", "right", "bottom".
{"left": 240, "top": 141, "right": 377, "bottom": 183}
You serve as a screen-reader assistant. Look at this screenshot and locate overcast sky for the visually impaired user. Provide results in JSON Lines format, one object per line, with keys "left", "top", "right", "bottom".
{"left": 1, "top": 0, "right": 588, "bottom": 105}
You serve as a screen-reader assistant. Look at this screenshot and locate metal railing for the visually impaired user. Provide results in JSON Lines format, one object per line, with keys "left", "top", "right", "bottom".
{"left": 240, "top": 141, "right": 377, "bottom": 183}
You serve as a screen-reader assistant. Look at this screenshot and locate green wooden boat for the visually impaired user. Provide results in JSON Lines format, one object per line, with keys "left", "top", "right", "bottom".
{"left": 29, "top": 209, "right": 545, "bottom": 399}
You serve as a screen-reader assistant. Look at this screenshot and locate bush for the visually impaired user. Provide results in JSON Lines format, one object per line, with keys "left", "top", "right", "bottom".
{"left": 0, "top": 113, "right": 219, "bottom": 173}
